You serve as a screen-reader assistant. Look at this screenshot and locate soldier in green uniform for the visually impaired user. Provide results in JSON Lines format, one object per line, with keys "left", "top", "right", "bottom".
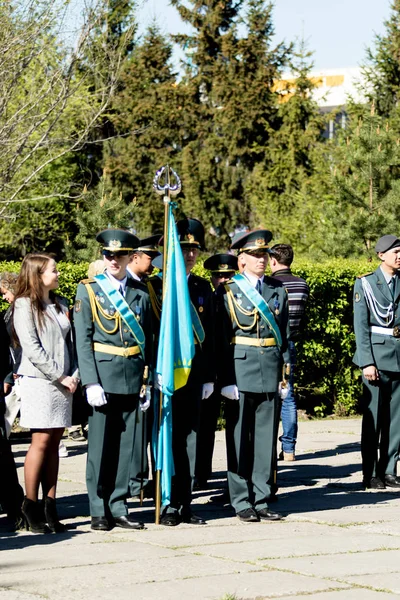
{"left": 353, "top": 234, "right": 400, "bottom": 489}
{"left": 126, "top": 234, "right": 161, "bottom": 499}
{"left": 195, "top": 253, "right": 238, "bottom": 489}
{"left": 160, "top": 218, "right": 215, "bottom": 526}
{"left": 74, "top": 229, "right": 153, "bottom": 531}
{"left": 217, "top": 230, "right": 290, "bottom": 522}
{"left": 127, "top": 234, "right": 161, "bottom": 283}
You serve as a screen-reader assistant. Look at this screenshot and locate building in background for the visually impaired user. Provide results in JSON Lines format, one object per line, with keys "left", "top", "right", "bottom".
{"left": 275, "top": 67, "right": 365, "bottom": 138}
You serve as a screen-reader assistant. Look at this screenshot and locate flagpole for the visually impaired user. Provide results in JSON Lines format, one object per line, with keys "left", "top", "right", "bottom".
{"left": 153, "top": 165, "right": 181, "bottom": 525}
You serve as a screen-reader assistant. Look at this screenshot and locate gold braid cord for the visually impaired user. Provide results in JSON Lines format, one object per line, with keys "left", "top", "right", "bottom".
{"left": 224, "top": 284, "right": 258, "bottom": 331}
{"left": 84, "top": 283, "right": 120, "bottom": 334}
{"left": 147, "top": 281, "right": 161, "bottom": 321}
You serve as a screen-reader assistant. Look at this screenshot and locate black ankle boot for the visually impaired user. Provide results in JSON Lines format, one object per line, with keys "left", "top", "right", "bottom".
{"left": 21, "top": 497, "right": 49, "bottom": 533}
{"left": 44, "top": 496, "right": 66, "bottom": 533}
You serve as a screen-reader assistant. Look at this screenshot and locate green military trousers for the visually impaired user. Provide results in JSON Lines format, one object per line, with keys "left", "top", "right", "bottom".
{"left": 86, "top": 394, "right": 143, "bottom": 518}
{"left": 361, "top": 371, "right": 400, "bottom": 481}
{"left": 225, "top": 391, "right": 279, "bottom": 514}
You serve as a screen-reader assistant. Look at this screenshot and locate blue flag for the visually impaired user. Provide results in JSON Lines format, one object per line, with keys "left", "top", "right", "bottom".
{"left": 155, "top": 205, "right": 195, "bottom": 506}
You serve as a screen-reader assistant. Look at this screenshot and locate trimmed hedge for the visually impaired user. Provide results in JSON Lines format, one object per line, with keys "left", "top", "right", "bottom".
{"left": 0, "top": 258, "right": 379, "bottom": 417}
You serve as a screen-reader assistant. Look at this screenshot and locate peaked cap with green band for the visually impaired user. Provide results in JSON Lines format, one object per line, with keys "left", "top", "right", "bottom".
{"left": 230, "top": 229, "right": 273, "bottom": 255}
{"left": 204, "top": 253, "right": 238, "bottom": 273}
{"left": 176, "top": 217, "right": 206, "bottom": 251}
{"left": 96, "top": 228, "right": 139, "bottom": 251}
{"left": 135, "top": 233, "right": 162, "bottom": 255}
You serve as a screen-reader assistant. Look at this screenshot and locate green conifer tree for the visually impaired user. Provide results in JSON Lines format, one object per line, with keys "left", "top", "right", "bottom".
{"left": 172, "top": 0, "right": 291, "bottom": 250}
{"left": 246, "top": 39, "right": 326, "bottom": 251}
{"left": 332, "top": 103, "right": 400, "bottom": 255}
{"left": 362, "top": 0, "right": 400, "bottom": 117}
{"left": 65, "top": 169, "right": 136, "bottom": 262}
{"left": 105, "top": 24, "right": 182, "bottom": 235}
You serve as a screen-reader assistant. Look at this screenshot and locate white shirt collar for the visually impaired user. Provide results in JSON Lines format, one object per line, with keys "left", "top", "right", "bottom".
{"left": 106, "top": 271, "right": 127, "bottom": 293}
{"left": 380, "top": 265, "right": 394, "bottom": 284}
{"left": 243, "top": 271, "right": 264, "bottom": 288}
{"left": 126, "top": 266, "right": 141, "bottom": 281}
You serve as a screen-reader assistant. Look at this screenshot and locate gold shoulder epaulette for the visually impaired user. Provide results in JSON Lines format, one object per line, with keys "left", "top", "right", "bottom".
{"left": 80, "top": 278, "right": 95, "bottom": 284}
{"left": 357, "top": 272, "right": 373, "bottom": 279}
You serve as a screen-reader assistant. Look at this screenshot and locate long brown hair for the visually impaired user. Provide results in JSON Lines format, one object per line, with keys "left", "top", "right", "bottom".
{"left": 12, "top": 253, "right": 61, "bottom": 344}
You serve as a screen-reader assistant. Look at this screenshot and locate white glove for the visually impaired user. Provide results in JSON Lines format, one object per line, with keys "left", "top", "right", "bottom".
{"left": 278, "top": 381, "right": 289, "bottom": 400}
{"left": 86, "top": 383, "right": 107, "bottom": 407}
{"left": 202, "top": 382, "right": 214, "bottom": 400}
{"left": 221, "top": 385, "right": 239, "bottom": 400}
{"left": 139, "top": 387, "right": 151, "bottom": 412}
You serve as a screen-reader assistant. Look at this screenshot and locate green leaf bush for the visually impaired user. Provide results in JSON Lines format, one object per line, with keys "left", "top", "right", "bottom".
{"left": 0, "top": 258, "right": 379, "bottom": 416}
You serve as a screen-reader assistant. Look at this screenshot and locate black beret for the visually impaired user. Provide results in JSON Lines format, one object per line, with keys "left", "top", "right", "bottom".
{"left": 375, "top": 235, "right": 400, "bottom": 253}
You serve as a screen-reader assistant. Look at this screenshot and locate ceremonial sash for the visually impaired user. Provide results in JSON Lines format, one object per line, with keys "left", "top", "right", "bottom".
{"left": 149, "top": 273, "right": 205, "bottom": 343}
{"left": 231, "top": 273, "right": 282, "bottom": 348}
{"left": 94, "top": 273, "right": 145, "bottom": 359}
{"left": 190, "top": 301, "right": 205, "bottom": 344}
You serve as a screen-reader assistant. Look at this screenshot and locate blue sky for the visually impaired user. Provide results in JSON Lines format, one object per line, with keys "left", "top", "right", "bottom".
{"left": 136, "top": 0, "right": 392, "bottom": 71}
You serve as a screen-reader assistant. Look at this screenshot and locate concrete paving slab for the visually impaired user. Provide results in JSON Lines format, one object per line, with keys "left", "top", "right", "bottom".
{"left": 0, "top": 538, "right": 182, "bottom": 572}
{"left": 271, "top": 591, "right": 400, "bottom": 600}
{"left": 113, "top": 521, "right": 348, "bottom": 549}
{"left": 0, "top": 570, "right": 351, "bottom": 600}
{"left": 182, "top": 531, "right": 400, "bottom": 562}
{"left": 0, "top": 554, "right": 259, "bottom": 597}
{"left": 345, "top": 573, "right": 400, "bottom": 594}
{"left": 263, "top": 549, "right": 400, "bottom": 578}
{"left": 4, "top": 417, "right": 400, "bottom": 600}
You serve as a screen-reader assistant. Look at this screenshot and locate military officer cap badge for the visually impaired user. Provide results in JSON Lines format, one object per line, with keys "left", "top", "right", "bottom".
{"left": 230, "top": 229, "right": 273, "bottom": 255}
{"left": 375, "top": 234, "right": 400, "bottom": 254}
{"left": 96, "top": 228, "right": 140, "bottom": 253}
{"left": 176, "top": 217, "right": 206, "bottom": 251}
{"left": 204, "top": 253, "right": 238, "bottom": 275}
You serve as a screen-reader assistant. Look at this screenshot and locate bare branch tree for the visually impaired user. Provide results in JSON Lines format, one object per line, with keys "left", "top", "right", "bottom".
{"left": 0, "top": 0, "right": 135, "bottom": 219}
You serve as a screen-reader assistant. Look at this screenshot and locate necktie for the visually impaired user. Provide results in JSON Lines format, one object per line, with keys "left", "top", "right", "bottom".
{"left": 388, "top": 277, "right": 394, "bottom": 298}
{"left": 119, "top": 284, "right": 124, "bottom": 297}
{"left": 256, "top": 279, "right": 262, "bottom": 295}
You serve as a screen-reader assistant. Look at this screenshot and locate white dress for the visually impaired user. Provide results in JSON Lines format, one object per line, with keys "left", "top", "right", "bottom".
{"left": 19, "top": 305, "right": 73, "bottom": 429}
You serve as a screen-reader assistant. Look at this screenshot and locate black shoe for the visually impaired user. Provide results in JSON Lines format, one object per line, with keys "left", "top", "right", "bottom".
{"left": 236, "top": 508, "right": 259, "bottom": 522}
{"left": 384, "top": 474, "right": 400, "bottom": 488}
{"left": 256, "top": 508, "right": 283, "bottom": 521}
{"left": 113, "top": 515, "right": 145, "bottom": 530}
{"left": 363, "top": 477, "right": 385, "bottom": 490}
{"left": 21, "top": 497, "right": 49, "bottom": 534}
{"left": 91, "top": 516, "right": 109, "bottom": 531}
{"left": 44, "top": 497, "right": 66, "bottom": 533}
{"left": 160, "top": 512, "right": 180, "bottom": 526}
{"left": 181, "top": 510, "right": 206, "bottom": 525}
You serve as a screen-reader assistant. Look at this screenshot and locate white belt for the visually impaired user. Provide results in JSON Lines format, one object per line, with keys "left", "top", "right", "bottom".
{"left": 370, "top": 326, "right": 395, "bottom": 336}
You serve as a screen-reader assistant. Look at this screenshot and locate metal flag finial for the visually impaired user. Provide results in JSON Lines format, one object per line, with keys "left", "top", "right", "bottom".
{"left": 153, "top": 165, "right": 182, "bottom": 201}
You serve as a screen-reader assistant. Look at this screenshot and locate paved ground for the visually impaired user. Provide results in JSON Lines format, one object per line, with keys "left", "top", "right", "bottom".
{"left": 2, "top": 418, "right": 400, "bottom": 599}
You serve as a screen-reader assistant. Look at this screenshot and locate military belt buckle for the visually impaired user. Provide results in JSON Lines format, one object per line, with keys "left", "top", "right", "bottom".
{"left": 393, "top": 326, "right": 400, "bottom": 338}
{"left": 123, "top": 349, "right": 130, "bottom": 357}
{"left": 259, "top": 339, "right": 266, "bottom": 347}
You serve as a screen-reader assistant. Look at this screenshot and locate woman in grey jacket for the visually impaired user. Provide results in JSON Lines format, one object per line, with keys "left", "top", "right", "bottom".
{"left": 12, "top": 254, "right": 79, "bottom": 533}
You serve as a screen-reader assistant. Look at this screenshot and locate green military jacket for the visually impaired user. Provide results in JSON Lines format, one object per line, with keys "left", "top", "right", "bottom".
{"left": 217, "top": 275, "right": 290, "bottom": 394}
{"left": 353, "top": 268, "right": 400, "bottom": 371}
{"left": 147, "top": 272, "right": 215, "bottom": 385}
{"left": 74, "top": 275, "right": 152, "bottom": 395}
